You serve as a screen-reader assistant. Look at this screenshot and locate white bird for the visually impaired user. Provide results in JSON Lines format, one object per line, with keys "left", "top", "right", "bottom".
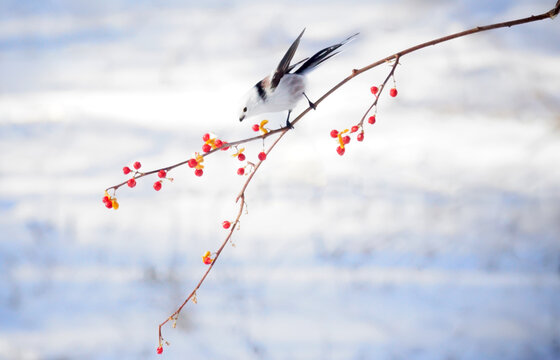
{"left": 238, "top": 29, "right": 358, "bottom": 128}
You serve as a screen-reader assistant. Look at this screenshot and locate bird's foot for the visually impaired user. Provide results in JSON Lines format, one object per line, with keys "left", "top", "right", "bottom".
{"left": 285, "top": 119, "right": 295, "bottom": 129}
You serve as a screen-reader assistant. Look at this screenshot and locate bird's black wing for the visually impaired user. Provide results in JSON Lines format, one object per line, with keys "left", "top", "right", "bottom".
{"left": 270, "top": 28, "right": 305, "bottom": 90}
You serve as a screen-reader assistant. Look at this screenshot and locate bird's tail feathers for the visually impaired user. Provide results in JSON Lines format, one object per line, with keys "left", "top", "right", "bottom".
{"left": 294, "top": 32, "right": 359, "bottom": 75}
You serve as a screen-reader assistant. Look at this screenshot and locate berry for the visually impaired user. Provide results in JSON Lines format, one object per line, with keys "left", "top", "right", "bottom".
{"left": 342, "top": 136, "right": 351, "bottom": 145}
{"left": 153, "top": 181, "right": 162, "bottom": 191}
{"left": 370, "top": 86, "right": 379, "bottom": 95}
{"left": 258, "top": 151, "right": 267, "bottom": 161}
{"left": 202, "top": 143, "right": 211, "bottom": 153}
{"left": 357, "top": 132, "right": 364, "bottom": 142}
{"left": 111, "top": 200, "right": 119, "bottom": 210}
{"left": 252, "top": 124, "right": 260, "bottom": 132}
{"left": 157, "top": 346, "right": 163, "bottom": 355}
{"left": 389, "top": 88, "right": 398, "bottom": 97}
{"left": 237, "top": 167, "right": 245, "bottom": 175}
{"left": 123, "top": 166, "right": 131, "bottom": 175}
{"left": 351, "top": 125, "right": 359, "bottom": 133}
{"left": 368, "top": 115, "right": 376, "bottom": 125}
{"left": 188, "top": 158, "right": 197, "bottom": 168}
{"left": 105, "top": 201, "right": 113, "bottom": 209}
{"left": 102, "top": 195, "right": 110, "bottom": 204}
{"left": 203, "top": 256, "right": 213, "bottom": 265}
{"left": 127, "top": 178, "right": 136, "bottom": 188}
{"left": 214, "top": 139, "right": 223, "bottom": 148}
{"left": 238, "top": 153, "right": 246, "bottom": 161}
{"left": 336, "top": 146, "right": 345, "bottom": 156}
{"left": 133, "top": 161, "right": 141, "bottom": 170}
{"left": 330, "top": 129, "right": 339, "bottom": 138}
{"left": 222, "top": 221, "right": 231, "bottom": 229}
{"left": 195, "top": 169, "right": 203, "bottom": 177}
{"left": 202, "top": 133, "right": 210, "bottom": 142}
{"left": 158, "top": 170, "right": 166, "bottom": 178}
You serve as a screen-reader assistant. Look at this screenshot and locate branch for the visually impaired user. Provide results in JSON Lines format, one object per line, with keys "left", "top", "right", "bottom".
{"left": 102, "top": 1, "right": 559, "bottom": 353}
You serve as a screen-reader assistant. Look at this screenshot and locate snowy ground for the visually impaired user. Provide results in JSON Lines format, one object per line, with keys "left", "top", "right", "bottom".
{"left": 1, "top": 1, "right": 560, "bottom": 359}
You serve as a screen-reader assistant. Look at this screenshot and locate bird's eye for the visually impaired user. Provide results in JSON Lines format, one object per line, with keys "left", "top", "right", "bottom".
{"left": 243, "top": 107, "right": 247, "bottom": 112}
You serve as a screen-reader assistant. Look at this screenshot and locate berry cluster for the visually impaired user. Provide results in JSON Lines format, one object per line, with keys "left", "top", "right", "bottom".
{"left": 102, "top": 191, "right": 119, "bottom": 210}
{"left": 187, "top": 153, "right": 205, "bottom": 177}
{"left": 201, "top": 132, "right": 228, "bottom": 153}
{"left": 202, "top": 251, "right": 214, "bottom": 265}
{"left": 251, "top": 119, "right": 270, "bottom": 134}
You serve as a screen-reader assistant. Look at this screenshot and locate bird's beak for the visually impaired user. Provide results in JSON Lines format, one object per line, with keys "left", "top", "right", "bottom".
{"left": 239, "top": 115, "right": 245, "bottom": 122}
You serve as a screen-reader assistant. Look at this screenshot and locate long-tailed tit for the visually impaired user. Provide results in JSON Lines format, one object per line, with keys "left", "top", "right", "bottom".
{"left": 238, "top": 29, "right": 358, "bottom": 128}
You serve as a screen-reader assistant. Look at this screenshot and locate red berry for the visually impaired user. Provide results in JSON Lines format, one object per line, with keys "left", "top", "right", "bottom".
{"left": 214, "top": 139, "right": 223, "bottom": 148}
{"left": 105, "top": 201, "right": 113, "bottom": 209}
{"left": 258, "top": 151, "right": 267, "bottom": 161}
{"left": 133, "top": 161, "right": 141, "bottom": 170}
{"left": 158, "top": 170, "right": 166, "bottom": 178}
{"left": 195, "top": 169, "right": 203, "bottom": 177}
{"left": 157, "top": 346, "right": 163, "bottom": 355}
{"left": 389, "top": 88, "right": 398, "bottom": 97}
{"left": 252, "top": 124, "right": 260, "bottom": 132}
{"left": 370, "top": 86, "right": 379, "bottom": 95}
{"left": 351, "top": 125, "right": 359, "bottom": 133}
{"left": 203, "top": 257, "right": 213, "bottom": 265}
{"left": 102, "top": 196, "right": 110, "bottom": 204}
{"left": 237, "top": 167, "right": 245, "bottom": 175}
{"left": 188, "top": 158, "right": 197, "bottom": 168}
{"left": 221, "top": 142, "right": 230, "bottom": 151}
{"left": 153, "top": 181, "right": 162, "bottom": 191}
{"left": 336, "top": 146, "right": 345, "bottom": 156}
{"left": 357, "top": 133, "right": 364, "bottom": 142}
{"left": 127, "top": 178, "right": 136, "bottom": 188}
{"left": 330, "top": 129, "right": 339, "bottom": 138}
{"left": 202, "top": 143, "right": 211, "bottom": 153}
{"left": 368, "top": 115, "right": 376, "bottom": 124}
{"left": 123, "top": 166, "right": 131, "bottom": 175}
{"left": 202, "top": 133, "right": 210, "bottom": 142}
{"left": 238, "top": 153, "right": 246, "bottom": 161}
{"left": 222, "top": 221, "right": 231, "bottom": 229}
{"left": 342, "top": 136, "right": 350, "bottom": 145}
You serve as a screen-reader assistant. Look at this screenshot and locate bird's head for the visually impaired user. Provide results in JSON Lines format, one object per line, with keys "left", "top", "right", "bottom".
{"left": 238, "top": 86, "right": 263, "bottom": 122}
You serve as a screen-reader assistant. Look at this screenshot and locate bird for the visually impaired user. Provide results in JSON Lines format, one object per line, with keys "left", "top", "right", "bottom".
{"left": 238, "top": 29, "right": 358, "bottom": 128}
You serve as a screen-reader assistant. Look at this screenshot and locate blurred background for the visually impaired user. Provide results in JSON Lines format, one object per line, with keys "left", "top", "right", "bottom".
{"left": 1, "top": 0, "right": 559, "bottom": 359}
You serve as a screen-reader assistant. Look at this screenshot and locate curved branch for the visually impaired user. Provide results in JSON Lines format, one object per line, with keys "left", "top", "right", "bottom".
{"left": 101, "top": 2, "right": 560, "bottom": 351}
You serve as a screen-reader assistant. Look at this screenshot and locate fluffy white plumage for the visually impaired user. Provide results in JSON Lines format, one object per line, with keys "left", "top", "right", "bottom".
{"left": 238, "top": 29, "right": 357, "bottom": 127}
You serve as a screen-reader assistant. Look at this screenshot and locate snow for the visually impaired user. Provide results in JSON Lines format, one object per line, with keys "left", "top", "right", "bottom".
{"left": 1, "top": 0, "right": 559, "bottom": 359}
